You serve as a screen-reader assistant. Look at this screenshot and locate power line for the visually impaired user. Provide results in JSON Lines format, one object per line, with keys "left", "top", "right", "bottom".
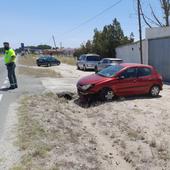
{"left": 58, "top": 0, "right": 123, "bottom": 37}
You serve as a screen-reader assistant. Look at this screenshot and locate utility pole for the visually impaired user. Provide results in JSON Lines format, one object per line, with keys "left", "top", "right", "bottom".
{"left": 137, "top": 0, "right": 143, "bottom": 64}
{"left": 52, "top": 35, "right": 57, "bottom": 49}
{"left": 60, "top": 42, "right": 62, "bottom": 49}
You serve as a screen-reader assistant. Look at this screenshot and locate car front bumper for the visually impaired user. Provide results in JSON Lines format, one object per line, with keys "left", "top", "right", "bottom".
{"left": 85, "top": 64, "right": 96, "bottom": 69}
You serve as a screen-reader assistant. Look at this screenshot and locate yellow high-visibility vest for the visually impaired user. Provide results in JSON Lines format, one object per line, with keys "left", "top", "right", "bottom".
{"left": 4, "top": 48, "right": 16, "bottom": 64}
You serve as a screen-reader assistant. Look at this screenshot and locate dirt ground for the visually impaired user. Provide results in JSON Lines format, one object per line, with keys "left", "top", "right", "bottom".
{"left": 12, "top": 63, "right": 170, "bottom": 170}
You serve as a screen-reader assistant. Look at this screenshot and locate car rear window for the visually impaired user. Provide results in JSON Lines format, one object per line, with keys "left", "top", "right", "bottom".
{"left": 86, "top": 56, "right": 101, "bottom": 61}
{"left": 137, "top": 67, "right": 152, "bottom": 77}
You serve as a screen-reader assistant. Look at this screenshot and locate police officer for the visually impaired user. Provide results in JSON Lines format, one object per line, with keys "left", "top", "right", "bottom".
{"left": 3, "top": 42, "right": 18, "bottom": 89}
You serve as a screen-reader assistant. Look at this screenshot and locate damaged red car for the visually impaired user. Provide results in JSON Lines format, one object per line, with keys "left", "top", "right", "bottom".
{"left": 77, "top": 63, "right": 163, "bottom": 101}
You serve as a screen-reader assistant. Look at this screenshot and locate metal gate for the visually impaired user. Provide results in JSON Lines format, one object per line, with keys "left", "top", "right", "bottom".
{"left": 148, "top": 37, "right": 170, "bottom": 82}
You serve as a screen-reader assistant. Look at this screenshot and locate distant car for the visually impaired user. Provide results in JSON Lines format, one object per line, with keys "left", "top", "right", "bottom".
{"left": 76, "top": 54, "right": 101, "bottom": 71}
{"left": 36, "top": 55, "right": 60, "bottom": 67}
{"left": 95, "top": 58, "right": 123, "bottom": 72}
{"left": 77, "top": 63, "right": 163, "bottom": 101}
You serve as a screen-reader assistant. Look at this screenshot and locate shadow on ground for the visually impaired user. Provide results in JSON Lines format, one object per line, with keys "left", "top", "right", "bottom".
{"left": 56, "top": 91, "right": 162, "bottom": 108}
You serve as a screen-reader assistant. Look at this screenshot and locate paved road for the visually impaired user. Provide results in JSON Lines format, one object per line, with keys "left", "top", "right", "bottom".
{"left": 0, "top": 57, "right": 44, "bottom": 138}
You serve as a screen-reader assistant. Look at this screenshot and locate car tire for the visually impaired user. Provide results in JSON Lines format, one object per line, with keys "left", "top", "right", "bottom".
{"left": 47, "top": 63, "right": 51, "bottom": 67}
{"left": 95, "top": 66, "right": 98, "bottom": 73}
{"left": 99, "top": 88, "right": 115, "bottom": 101}
{"left": 57, "top": 61, "right": 61, "bottom": 65}
{"left": 83, "top": 65, "right": 86, "bottom": 71}
{"left": 150, "top": 85, "right": 160, "bottom": 97}
{"left": 37, "top": 64, "right": 40, "bottom": 67}
{"left": 77, "top": 65, "right": 80, "bottom": 70}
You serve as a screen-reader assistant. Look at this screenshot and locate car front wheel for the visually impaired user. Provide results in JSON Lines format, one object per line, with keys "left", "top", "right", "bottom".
{"left": 77, "top": 65, "right": 80, "bottom": 70}
{"left": 95, "top": 66, "right": 98, "bottom": 73}
{"left": 83, "top": 65, "right": 86, "bottom": 71}
{"left": 150, "top": 85, "right": 160, "bottom": 97}
{"left": 99, "top": 88, "right": 115, "bottom": 101}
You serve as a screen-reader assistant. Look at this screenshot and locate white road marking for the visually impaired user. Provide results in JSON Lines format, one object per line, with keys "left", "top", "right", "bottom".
{"left": 0, "top": 94, "right": 3, "bottom": 102}
{"left": 0, "top": 85, "right": 6, "bottom": 89}
{"left": 0, "top": 78, "right": 9, "bottom": 89}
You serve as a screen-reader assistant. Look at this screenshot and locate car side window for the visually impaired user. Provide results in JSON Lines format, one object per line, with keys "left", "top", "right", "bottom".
{"left": 137, "top": 67, "right": 152, "bottom": 77}
{"left": 120, "top": 68, "right": 137, "bottom": 79}
{"left": 79, "top": 55, "right": 83, "bottom": 60}
{"left": 102, "top": 59, "right": 108, "bottom": 63}
{"left": 52, "top": 58, "right": 56, "bottom": 61}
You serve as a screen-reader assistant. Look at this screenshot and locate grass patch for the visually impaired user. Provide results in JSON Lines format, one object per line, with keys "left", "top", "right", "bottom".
{"left": 18, "top": 54, "right": 38, "bottom": 66}
{"left": 17, "top": 66, "right": 62, "bottom": 78}
{"left": 13, "top": 93, "right": 100, "bottom": 170}
{"left": 13, "top": 96, "right": 53, "bottom": 169}
{"left": 56, "top": 55, "right": 76, "bottom": 65}
{"left": 18, "top": 54, "right": 77, "bottom": 66}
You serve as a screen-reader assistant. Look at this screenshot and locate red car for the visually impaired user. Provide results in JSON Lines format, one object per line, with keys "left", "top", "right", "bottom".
{"left": 77, "top": 63, "right": 163, "bottom": 101}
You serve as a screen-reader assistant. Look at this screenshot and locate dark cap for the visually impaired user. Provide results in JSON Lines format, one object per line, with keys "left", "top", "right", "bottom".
{"left": 3, "top": 42, "right": 9, "bottom": 45}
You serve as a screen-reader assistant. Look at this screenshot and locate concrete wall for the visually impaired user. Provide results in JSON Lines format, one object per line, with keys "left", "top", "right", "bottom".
{"left": 146, "top": 27, "right": 170, "bottom": 40}
{"left": 116, "top": 40, "right": 148, "bottom": 64}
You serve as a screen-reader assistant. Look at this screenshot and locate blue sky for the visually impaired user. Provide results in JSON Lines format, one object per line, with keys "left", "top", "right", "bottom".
{"left": 0, "top": 0, "right": 161, "bottom": 48}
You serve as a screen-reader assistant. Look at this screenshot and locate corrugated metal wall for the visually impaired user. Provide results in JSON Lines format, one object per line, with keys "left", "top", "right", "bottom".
{"left": 148, "top": 37, "right": 170, "bottom": 82}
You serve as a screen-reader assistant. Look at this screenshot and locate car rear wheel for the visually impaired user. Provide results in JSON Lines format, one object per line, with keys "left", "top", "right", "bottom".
{"left": 57, "top": 61, "right": 61, "bottom": 65}
{"left": 99, "top": 88, "right": 115, "bottom": 101}
{"left": 47, "top": 63, "right": 51, "bottom": 67}
{"left": 150, "top": 85, "right": 160, "bottom": 97}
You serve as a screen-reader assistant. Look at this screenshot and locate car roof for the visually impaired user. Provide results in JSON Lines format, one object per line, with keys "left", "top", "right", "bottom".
{"left": 83, "top": 54, "right": 100, "bottom": 57}
{"left": 102, "top": 58, "right": 123, "bottom": 61}
{"left": 40, "top": 55, "right": 53, "bottom": 57}
{"left": 120, "top": 63, "right": 153, "bottom": 68}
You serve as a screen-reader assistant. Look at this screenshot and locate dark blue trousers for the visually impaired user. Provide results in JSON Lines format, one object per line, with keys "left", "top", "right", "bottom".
{"left": 6, "top": 62, "right": 17, "bottom": 88}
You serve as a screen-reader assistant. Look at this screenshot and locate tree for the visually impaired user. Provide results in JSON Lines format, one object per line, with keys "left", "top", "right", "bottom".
{"left": 37, "top": 45, "right": 52, "bottom": 50}
{"left": 161, "top": 0, "right": 170, "bottom": 26}
{"left": 74, "top": 18, "right": 132, "bottom": 58}
{"left": 93, "top": 18, "right": 131, "bottom": 57}
{"left": 140, "top": 0, "right": 170, "bottom": 27}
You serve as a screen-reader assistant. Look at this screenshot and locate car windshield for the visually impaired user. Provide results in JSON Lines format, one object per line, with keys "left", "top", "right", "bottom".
{"left": 97, "top": 65, "right": 125, "bottom": 77}
{"left": 86, "top": 56, "right": 100, "bottom": 61}
{"left": 111, "top": 60, "right": 122, "bottom": 63}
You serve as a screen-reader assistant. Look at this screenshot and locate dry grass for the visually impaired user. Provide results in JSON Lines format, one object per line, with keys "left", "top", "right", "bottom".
{"left": 18, "top": 54, "right": 76, "bottom": 66}
{"left": 13, "top": 93, "right": 101, "bottom": 170}
{"left": 17, "top": 54, "right": 62, "bottom": 78}
{"left": 18, "top": 54, "right": 38, "bottom": 66}
{"left": 17, "top": 66, "right": 62, "bottom": 78}
{"left": 56, "top": 55, "right": 76, "bottom": 65}
{"left": 12, "top": 95, "right": 54, "bottom": 170}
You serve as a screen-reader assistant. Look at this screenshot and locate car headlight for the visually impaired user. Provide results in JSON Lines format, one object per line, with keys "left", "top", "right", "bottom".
{"left": 81, "top": 84, "right": 94, "bottom": 91}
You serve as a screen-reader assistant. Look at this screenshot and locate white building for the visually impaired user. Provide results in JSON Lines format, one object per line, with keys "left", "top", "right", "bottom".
{"left": 116, "top": 27, "right": 170, "bottom": 81}
{"left": 116, "top": 40, "right": 148, "bottom": 64}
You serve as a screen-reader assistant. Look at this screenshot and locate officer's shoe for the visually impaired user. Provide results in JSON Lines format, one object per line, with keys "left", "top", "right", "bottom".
{"left": 9, "top": 86, "right": 15, "bottom": 90}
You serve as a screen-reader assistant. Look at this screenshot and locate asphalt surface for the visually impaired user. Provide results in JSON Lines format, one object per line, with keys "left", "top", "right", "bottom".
{"left": 0, "top": 57, "right": 44, "bottom": 138}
